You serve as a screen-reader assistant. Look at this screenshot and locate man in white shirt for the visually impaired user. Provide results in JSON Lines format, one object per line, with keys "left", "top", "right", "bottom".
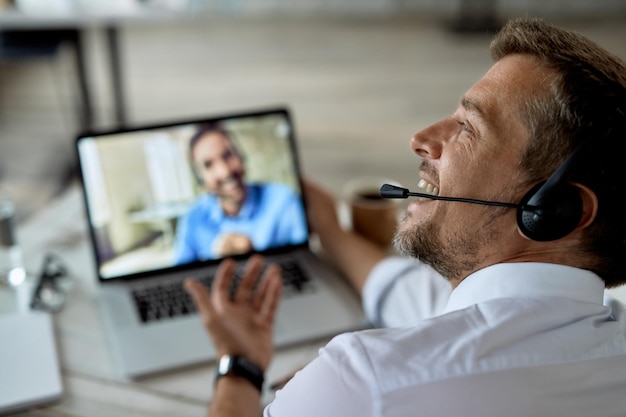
{"left": 184, "top": 16, "right": 626, "bottom": 416}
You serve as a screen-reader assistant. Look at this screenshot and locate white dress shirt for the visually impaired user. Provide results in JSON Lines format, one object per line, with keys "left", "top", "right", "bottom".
{"left": 362, "top": 256, "right": 452, "bottom": 326}
{"left": 264, "top": 262, "right": 626, "bottom": 417}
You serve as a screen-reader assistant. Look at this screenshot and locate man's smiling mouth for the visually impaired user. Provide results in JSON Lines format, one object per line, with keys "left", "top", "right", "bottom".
{"left": 417, "top": 178, "right": 439, "bottom": 196}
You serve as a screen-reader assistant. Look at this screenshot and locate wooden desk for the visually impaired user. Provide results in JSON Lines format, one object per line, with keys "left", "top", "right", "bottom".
{"left": 15, "top": 182, "right": 330, "bottom": 416}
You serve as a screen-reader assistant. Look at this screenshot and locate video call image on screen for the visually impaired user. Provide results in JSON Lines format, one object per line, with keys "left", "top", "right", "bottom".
{"left": 77, "top": 112, "right": 308, "bottom": 279}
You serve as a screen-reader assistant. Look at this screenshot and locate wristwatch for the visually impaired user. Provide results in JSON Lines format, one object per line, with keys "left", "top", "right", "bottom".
{"left": 216, "top": 354, "right": 265, "bottom": 392}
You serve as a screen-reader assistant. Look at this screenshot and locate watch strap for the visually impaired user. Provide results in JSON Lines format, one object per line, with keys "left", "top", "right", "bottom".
{"left": 216, "top": 355, "right": 265, "bottom": 392}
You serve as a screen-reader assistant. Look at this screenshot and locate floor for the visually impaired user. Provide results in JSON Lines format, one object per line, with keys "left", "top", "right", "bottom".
{"left": 1, "top": 13, "right": 626, "bottom": 224}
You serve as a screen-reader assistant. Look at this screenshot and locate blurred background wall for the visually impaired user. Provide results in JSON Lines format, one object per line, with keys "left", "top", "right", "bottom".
{"left": 138, "top": 0, "right": 626, "bottom": 17}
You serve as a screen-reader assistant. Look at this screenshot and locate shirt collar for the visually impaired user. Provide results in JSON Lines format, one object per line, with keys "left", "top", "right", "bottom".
{"left": 443, "top": 263, "right": 605, "bottom": 314}
{"left": 206, "top": 184, "right": 256, "bottom": 221}
{"left": 237, "top": 184, "right": 255, "bottom": 218}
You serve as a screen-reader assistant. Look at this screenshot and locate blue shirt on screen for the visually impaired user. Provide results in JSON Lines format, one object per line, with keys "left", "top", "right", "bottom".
{"left": 173, "top": 183, "right": 307, "bottom": 264}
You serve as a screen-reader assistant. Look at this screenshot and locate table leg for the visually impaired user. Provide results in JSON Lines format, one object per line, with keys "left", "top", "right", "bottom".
{"left": 105, "top": 25, "right": 127, "bottom": 128}
{"left": 73, "top": 29, "right": 94, "bottom": 132}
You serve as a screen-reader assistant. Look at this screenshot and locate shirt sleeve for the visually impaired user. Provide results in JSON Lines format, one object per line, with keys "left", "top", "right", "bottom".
{"left": 173, "top": 213, "right": 195, "bottom": 265}
{"left": 263, "top": 334, "right": 375, "bottom": 417}
{"left": 281, "top": 192, "right": 308, "bottom": 244}
{"left": 362, "top": 256, "right": 452, "bottom": 327}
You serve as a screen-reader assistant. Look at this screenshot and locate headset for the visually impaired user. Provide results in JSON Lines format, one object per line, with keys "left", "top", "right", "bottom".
{"left": 380, "top": 134, "right": 596, "bottom": 242}
{"left": 515, "top": 140, "right": 587, "bottom": 241}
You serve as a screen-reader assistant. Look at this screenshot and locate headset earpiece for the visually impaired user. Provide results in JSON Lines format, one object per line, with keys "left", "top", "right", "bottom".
{"left": 514, "top": 122, "right": 602, "bottom": 242}
{"left": 517, "top": 180, "right": 583, "bottom": 241}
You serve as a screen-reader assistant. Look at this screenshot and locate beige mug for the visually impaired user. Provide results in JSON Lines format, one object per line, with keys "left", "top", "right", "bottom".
{"left": 343, "top": 177, "right": 401, "bottom": 249}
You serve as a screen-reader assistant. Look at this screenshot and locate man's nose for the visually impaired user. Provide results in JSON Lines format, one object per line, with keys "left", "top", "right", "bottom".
{"left": 213, "top": 159, "right": 234, "bottom": 179}
{"left": 410, "top": 118, "right": 454, "bottom": 159}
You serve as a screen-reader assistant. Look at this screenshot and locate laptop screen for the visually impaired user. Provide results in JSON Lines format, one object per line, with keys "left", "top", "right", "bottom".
{"left": 76, "top": 108, "right": 309, "bottom": 280}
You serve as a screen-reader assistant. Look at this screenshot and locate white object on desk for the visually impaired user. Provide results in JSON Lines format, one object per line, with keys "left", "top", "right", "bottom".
{"left": 0, "top": 311, "right": 63, "bottom": 415}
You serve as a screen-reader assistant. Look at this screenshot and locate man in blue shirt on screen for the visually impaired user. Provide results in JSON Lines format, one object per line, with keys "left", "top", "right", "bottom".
{"left": 173, "top": 123, "right": 307, "bottom": 264}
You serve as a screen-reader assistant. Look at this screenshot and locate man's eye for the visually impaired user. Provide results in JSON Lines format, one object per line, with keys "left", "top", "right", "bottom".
{"left": 222, "top": 149, "right": 234, "bottom": 160}
{"left": 458, "top": 121, "right": 472, "bottom": 133}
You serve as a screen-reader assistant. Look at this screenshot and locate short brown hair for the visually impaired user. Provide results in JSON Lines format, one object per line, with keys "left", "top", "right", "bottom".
{"left": 490, "top": 17, "right": 626, "bottom": 287}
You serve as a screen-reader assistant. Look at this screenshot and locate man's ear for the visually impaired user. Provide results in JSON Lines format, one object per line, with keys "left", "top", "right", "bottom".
{"left": 572, "top": 182, "right": 598, "bottom": 230}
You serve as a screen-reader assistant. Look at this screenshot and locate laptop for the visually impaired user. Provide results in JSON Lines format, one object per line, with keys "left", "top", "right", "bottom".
{"left": 75, "top": 107, "right": 368, "bottom": 378}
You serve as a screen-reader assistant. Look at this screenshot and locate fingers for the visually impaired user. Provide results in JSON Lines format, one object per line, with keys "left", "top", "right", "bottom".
{"left": 188, "top": 255, "right": 282, "bottom": 320}
{"left": 212, "top": 257, "right": 237, "bottom": 304}
{"left": 213, "top": 233, "right": 254, "bottom": 257}
{"left": 232, "top": 256, "right": 282, "bottom": 322}
{"left": 234, "top": 255, "right": 264, "bottom": 304}
{"left": 184, "top": 278, "right": 215, "bottom": 326}
{"left": 257, "top": 264, "right": 282, "bottom": 322}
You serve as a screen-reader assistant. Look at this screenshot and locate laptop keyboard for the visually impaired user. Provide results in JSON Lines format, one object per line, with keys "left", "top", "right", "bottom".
{"left": 132, "top": 259, "right": 314, "bottom": 323}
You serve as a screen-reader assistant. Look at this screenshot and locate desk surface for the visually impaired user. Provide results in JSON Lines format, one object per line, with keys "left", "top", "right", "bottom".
{"left": 14, "top": 183, "right": 330, "bottom": 416}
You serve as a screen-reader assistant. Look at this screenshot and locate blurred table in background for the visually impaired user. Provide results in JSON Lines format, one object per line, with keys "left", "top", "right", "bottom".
{"left": 0, "top": 0, "right": 200, "bottom": 131}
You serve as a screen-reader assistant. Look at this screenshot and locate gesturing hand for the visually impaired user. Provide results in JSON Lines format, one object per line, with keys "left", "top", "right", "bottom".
{"left": 213, "top": 233, "right": 254, "bottom": 257}
{"left": 184, "top": 255, "right": 282, "bottom": 371}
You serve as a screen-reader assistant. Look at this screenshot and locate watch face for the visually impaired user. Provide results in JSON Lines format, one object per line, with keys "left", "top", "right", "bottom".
{"left": 218, "top": 355, "right": 232, "bottom": 374}
{"left": 216, "top": 354, "right": 265, "bottom": 392}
